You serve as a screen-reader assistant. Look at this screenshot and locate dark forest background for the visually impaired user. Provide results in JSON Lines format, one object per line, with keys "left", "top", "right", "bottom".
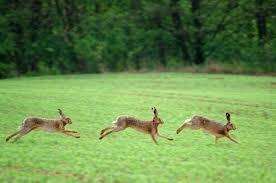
{"left": 0, "top": 0, "right": 275, "bottom": 78}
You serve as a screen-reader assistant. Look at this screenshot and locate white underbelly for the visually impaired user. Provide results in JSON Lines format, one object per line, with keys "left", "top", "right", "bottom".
{"left": 202, "top": 128, "right": 224, "bottom": 137}
{"left": 38, "top": 126, "right": 57, "bottom": 132}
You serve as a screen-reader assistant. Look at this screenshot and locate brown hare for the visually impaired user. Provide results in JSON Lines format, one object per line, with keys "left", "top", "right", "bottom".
{"left": 176, "top": 113, "right": 238, "bottom": 143}
{"left": 6, "top": 109, "right": 80, "bottom": 142}
{"left": 99, "top": 107, "right": 173, "bottom": 144}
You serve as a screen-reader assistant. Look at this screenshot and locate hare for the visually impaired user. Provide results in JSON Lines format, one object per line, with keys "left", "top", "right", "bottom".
{"left": 176, "top": 113, "right": 238, "bottom": 143}
{"left": 99, "top": 107, "right": 173, "bottom": 144}
{"left": 6, "top": 109, "right": 80, "bottom": 142}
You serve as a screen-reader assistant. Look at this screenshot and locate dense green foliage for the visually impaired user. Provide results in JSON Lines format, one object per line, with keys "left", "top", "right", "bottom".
{"left": 0, "top": 73, "right": 275, "bottom": 182}
{"left": 0, "top": 0, "right": 275, "bottom": 78}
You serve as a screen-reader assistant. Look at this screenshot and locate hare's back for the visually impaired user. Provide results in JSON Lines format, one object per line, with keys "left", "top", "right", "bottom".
{"left": 116, "top": 116, "right": 151, "bottom": 130}
{"left": 23, "top": 117, "right": 53, "bottom": 128}
{"left": 203, "top": 119, "right": 225, "bottom": 135}
{"left": 116, "top": 116, "right": 142, "bottom": 124}
{"left": 190, "top": 116, "right": 207, "bottom": 126}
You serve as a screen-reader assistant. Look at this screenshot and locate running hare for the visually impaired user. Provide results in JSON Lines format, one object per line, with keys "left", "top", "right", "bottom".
{"left": 176, "top": 113, "right": 238, "bottom": 143}
{"left": 99, "top": 107, "right": 173, "bottom": 144}
{"left": 6, "top": 109, "right": 80, "bottom": 142}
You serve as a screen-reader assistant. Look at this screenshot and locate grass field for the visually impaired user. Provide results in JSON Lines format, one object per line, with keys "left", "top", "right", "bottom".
{"left": 0, "top": 73, "right": 275, "bottom": 182}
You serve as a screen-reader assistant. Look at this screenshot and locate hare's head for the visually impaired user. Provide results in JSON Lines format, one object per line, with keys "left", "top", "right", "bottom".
{"left": 151, "top": 107, "right": 164, "bottom": 124}
{"left": 58, "top": 109, "right": 72, "bottom": 125}
{"left": 225, "top": 113, "right": 236, "bottom": 131}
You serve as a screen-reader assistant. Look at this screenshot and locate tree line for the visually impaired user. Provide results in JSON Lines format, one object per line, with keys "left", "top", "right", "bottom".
{"left": 0, "top": 0, "right": 275, "bottom": 78}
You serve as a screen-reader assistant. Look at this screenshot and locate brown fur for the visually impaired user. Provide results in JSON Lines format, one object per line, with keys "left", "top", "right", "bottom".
{"left": 176, "top": 113, "right": 238, "bottom": 143}
{"left": 99, "top": 107, "right": 173, "bottom": 144}
{"left": 6, "top": 109, "right": 80, "bottom": 142}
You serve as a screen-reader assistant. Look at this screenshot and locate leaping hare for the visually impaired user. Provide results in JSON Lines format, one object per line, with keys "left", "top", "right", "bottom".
{"left": 99, "top": 107, "right": 173, "bottom": 144}
{"left": 6, "top": 109, "right": 80, "bottom": 142}
{"left": 176, "top": 113, "right": 238, "bottom": 143}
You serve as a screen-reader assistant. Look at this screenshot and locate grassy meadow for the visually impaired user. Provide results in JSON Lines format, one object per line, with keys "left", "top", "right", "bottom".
{"left": 0, "top": 73, "right": 275, "bottom": 182}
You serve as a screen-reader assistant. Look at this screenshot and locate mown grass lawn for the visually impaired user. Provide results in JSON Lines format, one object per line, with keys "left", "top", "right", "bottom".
{"left": 0, "top": 73, "right": 275, "bottom": 182}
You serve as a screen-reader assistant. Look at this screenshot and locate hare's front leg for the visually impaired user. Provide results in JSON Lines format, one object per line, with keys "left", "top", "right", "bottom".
{"left": 226, "top": 134, "right": 239, "bottom": 144}
{"left": 150, "top": 131, "right": 158, "bottom": 145}
{"left": 63, "top": 130, "right": 79, "bottom": 133}
{"left": 62, "top": 130, "right": 80, "bottom": 138}
{"left": 157, "top": 133, "right": 173, "bottom": 141}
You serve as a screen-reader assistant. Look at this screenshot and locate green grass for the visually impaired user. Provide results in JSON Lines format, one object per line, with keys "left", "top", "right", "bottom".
{"left": 0, "top": 73, "right": 275, "bottom": 182}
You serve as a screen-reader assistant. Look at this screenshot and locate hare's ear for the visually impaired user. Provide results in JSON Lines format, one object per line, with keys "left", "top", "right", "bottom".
{"left": 152, "top": 107, "right": 158, "bottom": 116}
{"left": 226, "top": 113, "right": 231, "bottom": 122}
{"left": 58, "top": 109, "right": 65, "bottom": 118}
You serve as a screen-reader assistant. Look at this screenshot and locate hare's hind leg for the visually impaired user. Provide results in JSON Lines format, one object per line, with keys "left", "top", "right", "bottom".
{"left": 99, "top": 126, "right": 125, "bottom": 140}
{"left": 177, "top": 119, "right": 200, "bottom": 134}
{"left": 100, "top": 126, "right": 113, "bottom": 135}
{"left": 177, "top": 118, "right": 192, "bottom": 134}
{"left": 6, "top": 130, "right": 21, "bottom": 142}
{"left": 11, "top": 127, "right": 36, "bottom": 142}
{"left": 176, "top": 123, "right": 187, "bottom": 134}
